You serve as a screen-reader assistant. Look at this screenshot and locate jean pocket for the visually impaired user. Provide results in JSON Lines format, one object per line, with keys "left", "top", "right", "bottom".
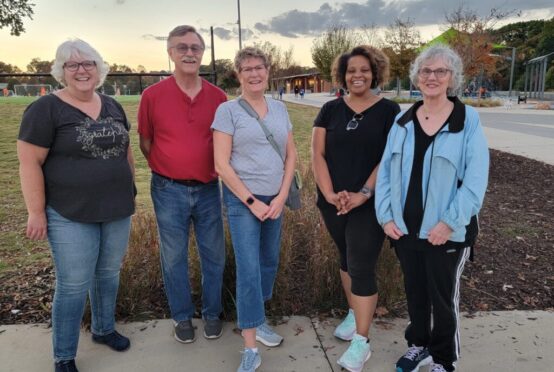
{"left": 151, "top": 173, "right": 170, "bottom": 190}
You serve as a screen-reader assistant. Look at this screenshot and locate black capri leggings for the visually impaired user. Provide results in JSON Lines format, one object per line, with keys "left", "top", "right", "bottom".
{"left": 319, "top": 202, "right": 385, "bottom": 296}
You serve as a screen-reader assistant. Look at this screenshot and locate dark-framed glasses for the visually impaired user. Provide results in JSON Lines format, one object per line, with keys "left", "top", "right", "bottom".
{"left": 240, "top": 64, "right": 267, "bottom": 74}
{"left": 346, "top": 113, "right": 364, "bottom": 131}
{"left": 418, "top": 68, "right": 451, "bottom": 79}
{"left": 63, "top": 61, "right": 96, "bottom": 72}
{"left": 170, "top": 43, "right": 204, "bottom": 55}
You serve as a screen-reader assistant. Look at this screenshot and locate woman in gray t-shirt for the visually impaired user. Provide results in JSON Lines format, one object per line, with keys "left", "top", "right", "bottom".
{"left": 212, "top": 47, "right": 297, "bottom": 372}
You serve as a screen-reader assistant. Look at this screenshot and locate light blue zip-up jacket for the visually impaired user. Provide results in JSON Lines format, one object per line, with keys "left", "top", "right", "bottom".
{"left": 375, "top": 97, "right": 489, "bottom": 243}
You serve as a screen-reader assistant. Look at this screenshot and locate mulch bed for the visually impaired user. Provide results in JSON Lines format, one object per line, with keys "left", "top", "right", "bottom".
{"left": 1, "top": 150, "right": 552, "bottom": 325}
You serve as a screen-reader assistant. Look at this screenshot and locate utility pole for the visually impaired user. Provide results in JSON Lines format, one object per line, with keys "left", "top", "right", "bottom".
{"left": 237, "top": 0, "right": 242, "bottom": 50}
{"left": 508, "top": 47, "right": 516, "bottom": 97}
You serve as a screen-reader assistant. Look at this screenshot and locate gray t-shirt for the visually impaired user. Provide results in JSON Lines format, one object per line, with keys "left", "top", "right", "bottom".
{"left": 211, "top": 97, "right": 292, "bottom": 195}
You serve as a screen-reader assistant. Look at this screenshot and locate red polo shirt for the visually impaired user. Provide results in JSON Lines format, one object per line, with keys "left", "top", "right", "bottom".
{"left": 137, "top": 77, "right": 226, "bottom": 182}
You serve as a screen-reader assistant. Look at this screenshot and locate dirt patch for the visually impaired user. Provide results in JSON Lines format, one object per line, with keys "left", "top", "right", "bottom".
{"left": 1, "top": 150, "right": 552, "bottom": 324}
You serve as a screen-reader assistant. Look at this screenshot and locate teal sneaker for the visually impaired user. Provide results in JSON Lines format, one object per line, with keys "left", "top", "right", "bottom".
{"left": 337, "top": 333, "right": 371, "bottom": 372}
{"left": 334, "top": 309, "right": 356, "bottom": 341}
{"left": 255, "top": 322, "right": 283, "bottom": 347}
{"left": 237, "top": 349, "right": 261, "bottom": 372}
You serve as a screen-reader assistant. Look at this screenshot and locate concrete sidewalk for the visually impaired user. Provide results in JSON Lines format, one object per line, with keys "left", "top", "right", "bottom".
{"left": 279, "top": 93, "right": 554, "bottom": 165}
{"left": 1, "top": 311, "right": 552, "bottom": 371}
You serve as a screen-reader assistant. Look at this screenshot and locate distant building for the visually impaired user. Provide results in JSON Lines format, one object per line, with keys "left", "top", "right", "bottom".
{"left": 271, "top": 72, "right": 332, "bottom": 94}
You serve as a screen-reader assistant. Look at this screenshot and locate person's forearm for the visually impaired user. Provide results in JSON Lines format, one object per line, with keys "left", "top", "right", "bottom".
{"left": 139, "top": 137, "right": 151, "bottom": 160}
{"left": 215, "top": 162, "right": 253, "bottom": 203}
{"left": 127, "top": 146, "right": 135, "bottom": 177}
{"left": 312, "top": 153, "right": 335, "bottom": 198}
{"left": 278, "top": 137, "right": 297, "bottom": 197}
{"left": 19, "top": 162, "right": 46, "bottom": 216}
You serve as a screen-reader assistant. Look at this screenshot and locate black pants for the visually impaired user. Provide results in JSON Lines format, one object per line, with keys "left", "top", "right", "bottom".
{"left": 395, "top": 246, "right": 470, "bottom": 371}
{"left": 319, "top": 203, "right": 384, "bottom": 296}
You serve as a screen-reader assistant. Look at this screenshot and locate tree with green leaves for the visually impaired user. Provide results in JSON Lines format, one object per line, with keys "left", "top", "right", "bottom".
{"left": 383, "top": 18, "right": 421, "bottom": 95}
{"left": 311, "top": 26, "right": 360, "bottom": 83}
{"left": 0, "top": 0, "right": 35, "bottom": 36}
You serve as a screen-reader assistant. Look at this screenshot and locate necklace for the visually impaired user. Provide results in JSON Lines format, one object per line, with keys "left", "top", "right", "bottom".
{"left": 422, "top": 102, "right": 452, "bottom": 120}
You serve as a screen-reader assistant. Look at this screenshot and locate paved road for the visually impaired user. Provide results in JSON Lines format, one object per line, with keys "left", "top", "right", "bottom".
{"left": 280, "top": 93, "right": 554, "bottom": 165}
{"left": 479, "top": 110, "right": 554, "bottom": 139}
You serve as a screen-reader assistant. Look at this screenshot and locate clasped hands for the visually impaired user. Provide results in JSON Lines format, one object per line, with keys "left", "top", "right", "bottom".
{"left": 383, "top": 220, "right": 453, "bottom": 246}
{"left": 326, "top": 190, "right": 368, "bottom": 216}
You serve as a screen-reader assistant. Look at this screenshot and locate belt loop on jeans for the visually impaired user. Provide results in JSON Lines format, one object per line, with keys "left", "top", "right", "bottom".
{"left": 152, "top": 171, "right": 216, "bottom": 187}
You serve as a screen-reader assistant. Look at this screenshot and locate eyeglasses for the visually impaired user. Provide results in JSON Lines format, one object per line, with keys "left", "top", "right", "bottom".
{"left": 240, "top": 64, "right": 267, "bottom": 74}
{"left": 170, "top": 43, "right": 204, "bottom": 55}
{"left": 63, "top": 61, "right": 96, "bottom": 72}
{"left": 418, "top": 68, "right": 451, "bottom": 79}
{"left": 346, "top": 113, "right": 364, "bottom": 131}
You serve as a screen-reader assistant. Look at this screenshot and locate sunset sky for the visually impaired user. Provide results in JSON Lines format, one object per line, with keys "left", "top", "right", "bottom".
{"left": 2, "top": 0, "right": 553, "bottom": 71}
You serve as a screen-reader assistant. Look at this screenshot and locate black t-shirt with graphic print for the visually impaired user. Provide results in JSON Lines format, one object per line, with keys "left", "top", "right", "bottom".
{"left": 313, "top": 97, "right": 400, "bottom": 209}
{"left": 19, "top": 94, "right": 135, "bottom": 223}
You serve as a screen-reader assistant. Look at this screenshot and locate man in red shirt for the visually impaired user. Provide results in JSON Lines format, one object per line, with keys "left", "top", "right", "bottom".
{"left": 138, "top": 25, "right": 226, "bottom": 344}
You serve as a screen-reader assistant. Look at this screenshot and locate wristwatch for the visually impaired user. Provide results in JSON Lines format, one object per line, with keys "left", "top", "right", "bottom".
{"left": 359, "top": 185, "right": 373, "bottom": 199}
{"left": 246, "top": 196, "right": 255, "bottom": 205}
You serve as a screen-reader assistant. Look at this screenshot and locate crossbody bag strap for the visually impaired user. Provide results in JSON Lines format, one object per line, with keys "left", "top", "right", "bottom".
{"left": 237, "top": 96, "right": 285, "bottom": 163}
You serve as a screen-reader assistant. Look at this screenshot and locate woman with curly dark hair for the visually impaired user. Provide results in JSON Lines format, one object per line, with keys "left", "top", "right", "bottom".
{"left": 311, "top": 45, "right": 400, "bottom": 372}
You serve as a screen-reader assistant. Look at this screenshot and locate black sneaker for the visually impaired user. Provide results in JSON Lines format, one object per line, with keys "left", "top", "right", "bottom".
{"left": 203, "top": 318, "right": 223, "bottom": 339}
{"left": 174, "top": 320, "right": 195, "bottom": 343}
{"left": 92, "top": 330, "right": 130, "bottom": 351}
{"left": 396, "top": 346, "right": 432, "bottom": 372}
{"left": 54, "top": 359, "right": 79, "bottom": 372}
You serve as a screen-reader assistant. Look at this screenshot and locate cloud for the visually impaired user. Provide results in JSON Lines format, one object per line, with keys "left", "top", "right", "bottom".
{"left": 142, "top": 34, "right": 167, "bottom": 41}
{"left": 254, "top": 0, "right": 554, "bottom": 37}
{"left": 199, "top": 27, "right": 255, "bottom": 41}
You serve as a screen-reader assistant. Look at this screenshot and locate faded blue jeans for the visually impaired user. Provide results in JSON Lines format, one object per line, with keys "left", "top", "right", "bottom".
{"left": 222, "top": 185, "right": 283, "bottom": 329}
{"left": 151, "top": 173, "right": 225, "bottom": 322}
{"left": 46, "top": 206, "right": 131, "bottom": 362}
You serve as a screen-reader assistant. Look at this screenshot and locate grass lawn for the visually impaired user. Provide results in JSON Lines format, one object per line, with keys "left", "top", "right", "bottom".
{"left": 0, "top": 95, "right": 319, "bottom": 272}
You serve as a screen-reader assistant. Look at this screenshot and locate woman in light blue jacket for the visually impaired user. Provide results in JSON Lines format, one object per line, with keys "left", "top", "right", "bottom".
{"left": 375, "top": 45, "right": 489, "bottom": 372}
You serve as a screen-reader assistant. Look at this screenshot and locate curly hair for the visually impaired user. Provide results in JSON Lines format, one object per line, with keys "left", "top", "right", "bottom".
{"left": 333, "top": 45, "right": 390, "bottom": 89}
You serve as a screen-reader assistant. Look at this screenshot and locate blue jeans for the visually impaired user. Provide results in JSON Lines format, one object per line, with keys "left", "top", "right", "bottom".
{"left": 222, "top": 186, "right": 283, "bottom": 329}
{"left": 151, "top": 173, "right": 225, "bottom": 322}
{"left": 46, "top": 206, "right": 131, "bottom": 362}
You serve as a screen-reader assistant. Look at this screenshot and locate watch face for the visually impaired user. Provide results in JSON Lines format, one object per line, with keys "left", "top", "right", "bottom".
{"left": 246, "top": 196, "right": 255, "bottom": 205}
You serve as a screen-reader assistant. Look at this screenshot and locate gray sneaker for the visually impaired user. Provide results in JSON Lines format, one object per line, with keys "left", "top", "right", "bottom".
{"left": 204, "top": 318, "right": 223, "bottom": 339}
{"left": 237, "top": 349, "right": 261, "bottom": 372}
{"left": 174, "top": 320, "right": 195, "bottom": 343}
{"left": 255, "top": 322, "right": 283, "bottom": 347}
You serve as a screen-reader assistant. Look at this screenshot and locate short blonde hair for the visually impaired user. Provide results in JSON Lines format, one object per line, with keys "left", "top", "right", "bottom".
{"left": 234, "top": 47, "right": 270, "bottom": 73}
{"left": 51, "top": 39, "right": 109, "bottom": 88}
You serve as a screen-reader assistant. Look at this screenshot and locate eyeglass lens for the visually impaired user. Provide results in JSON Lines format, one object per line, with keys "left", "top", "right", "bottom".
{"left": 64, "top": 61, "right": 96, "bottom": 72}
{"left": 419, "top": 68, "right": 449, "bottom": 78}
{"left": 173, "top": 44, "right": 204, "bottom": 55}
{"left": 346, "top": 113, "right": 363, "bottom": 131}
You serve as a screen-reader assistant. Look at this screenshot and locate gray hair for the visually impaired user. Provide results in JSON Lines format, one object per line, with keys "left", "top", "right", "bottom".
{"left": 51, "top": 39, "right": 109, "bottom": 88}
{"left": 167, "top": 25, "right": 205, "bottom": 48}
{"left": 234, "top": 47, "right": 270, "bottom": 73}
{"left": 409, "top": 44, "right": 464, "bottom": 96}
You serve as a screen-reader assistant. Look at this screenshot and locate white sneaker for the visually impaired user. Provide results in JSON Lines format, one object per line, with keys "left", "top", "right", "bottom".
{"left": 337, "top": 333, "right": 371, "bottom": 372}
{"left": 334, "top": 309, "right": 356, "bottom": 341}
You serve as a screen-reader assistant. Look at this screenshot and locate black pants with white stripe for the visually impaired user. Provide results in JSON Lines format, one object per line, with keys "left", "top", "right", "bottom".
{"left": 395, "top": 246, "right": 470, "bottom": 371}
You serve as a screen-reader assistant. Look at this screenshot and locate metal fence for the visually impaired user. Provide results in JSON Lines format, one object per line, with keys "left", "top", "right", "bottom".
{"left": 0, "top": 71, "right": 216, "bottom": 96}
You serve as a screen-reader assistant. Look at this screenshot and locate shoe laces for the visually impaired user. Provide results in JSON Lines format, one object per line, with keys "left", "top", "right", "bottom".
{"left": 404, "top": 346, "right": 424, "bottom": 361}
{"left": 257, "top": 322, "right": 273, "bottom": 335}
{"left": 240, "top": 349, "right": 258, "bottom": 369}
{"left": 430, "top": 363, "right": 448, "bottom": 372}
{"left": 348, "top": 336, "right": 369, "bottom": 356}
